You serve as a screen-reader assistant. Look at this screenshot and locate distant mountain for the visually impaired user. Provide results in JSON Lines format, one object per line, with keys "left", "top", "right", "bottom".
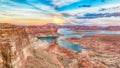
{"left": 41, "top": 23, "right": 60, "bottom": 26}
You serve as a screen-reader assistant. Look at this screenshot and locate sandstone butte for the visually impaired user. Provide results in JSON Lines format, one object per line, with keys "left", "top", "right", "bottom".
{"left": 0, "top": 23, "right": 120, "bottom": 68}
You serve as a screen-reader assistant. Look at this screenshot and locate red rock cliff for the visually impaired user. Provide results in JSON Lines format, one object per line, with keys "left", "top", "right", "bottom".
{"left": 0, "top": 23, "right": 30, "bottom": 68}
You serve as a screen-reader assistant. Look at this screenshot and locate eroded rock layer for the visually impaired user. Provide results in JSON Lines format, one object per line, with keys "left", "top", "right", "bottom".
{"left": 63, "top": 34, "right": 120, "bottom": 68}
{"left": 0, "top": 23, "right": 31, "bottom": 68}
{"left": 1, "top": 23, "right": 120, "bottom": 68}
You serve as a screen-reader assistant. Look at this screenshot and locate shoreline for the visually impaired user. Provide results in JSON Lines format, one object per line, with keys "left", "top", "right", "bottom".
{"left": 62, "top": 34, "right": 120, "bottom": 54}
{"left": 1, "top": 23, "right": 120, "bottom": 68}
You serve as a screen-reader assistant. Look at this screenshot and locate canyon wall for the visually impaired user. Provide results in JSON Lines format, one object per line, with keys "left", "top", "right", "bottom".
{"left": 1, "top": 23, "right": 120, "bottom": 68}
{"left": 0, "top": 24, "right": 67, "bottom": 68}
{"left": 0, "top": 23, "right": 31, "bottom": 68}
{"left": 62, "top": 34, "right": 120, "bottom": 68}
{"left": 25, "top": 26, "right": 60, "bottom": 37}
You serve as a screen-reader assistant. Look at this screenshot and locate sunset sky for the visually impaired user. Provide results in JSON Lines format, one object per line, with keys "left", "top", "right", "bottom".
{"left": 0, "top": 0, "right": 120, "bottom": 26}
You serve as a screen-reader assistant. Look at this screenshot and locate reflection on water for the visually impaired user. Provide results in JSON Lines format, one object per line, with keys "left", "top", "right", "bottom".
{"left": 38, "top": 28, "right": 120, "bottom": 52}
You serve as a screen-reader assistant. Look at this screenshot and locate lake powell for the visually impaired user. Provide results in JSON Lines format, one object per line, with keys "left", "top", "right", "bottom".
{"left": 38, "top": 28, "right": 120, "bottom": 52}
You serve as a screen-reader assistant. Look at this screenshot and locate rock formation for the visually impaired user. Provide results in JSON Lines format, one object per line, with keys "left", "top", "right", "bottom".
{"left": 1, "top": 23, "right": 120, "bottom": 68}
{"left": 0, "top": 23, "right": 30, "bottom": 68}
{"left": 0, "top": 23, "right": 78, "bottom": 68}
{"left": 25, "top": 25, "right": 61, "bottom": 37}
{"left": 63, "top": 34, "right": 120, "bottom": 68}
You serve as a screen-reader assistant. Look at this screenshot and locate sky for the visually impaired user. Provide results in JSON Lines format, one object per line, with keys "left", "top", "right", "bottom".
{"left": 0, "top": 0, "right": 120, "bottom": 26}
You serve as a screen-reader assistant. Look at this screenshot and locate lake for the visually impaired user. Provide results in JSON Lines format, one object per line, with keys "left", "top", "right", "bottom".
{"left": 38, "top": 29, "right": 120, "bottom": 52}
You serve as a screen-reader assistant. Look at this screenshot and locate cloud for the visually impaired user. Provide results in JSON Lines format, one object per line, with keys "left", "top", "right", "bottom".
{"left": 52, "top": 0, "right": 79, "bottom": 7}
{"left": 0, "top": 0, "right": 120, "bottom": 26}
{"left": 64, "top": 17, "right": 120, "bottom": 26}
{"left": 61, "top": 3, "right": 120, "bottom": 25}
{"left": 76, "top": 12, "right": 120, "bottom": 19}
{"left": 92, "top": 17, "right": 120, "bottom": 26}
{"left": 0, "top": 9, "right": 55, "bottom": 20}
{"left": 0, "top": 0, "right": 59, "bottom": 19}
{"left": 61, "top": 3, "right": 120, "bottom": 14}
{"left": 0, "top": 0, "right": 67, "bottom": 25}
{"left": 33, "top": 4, "right": 56, "bottom": 12}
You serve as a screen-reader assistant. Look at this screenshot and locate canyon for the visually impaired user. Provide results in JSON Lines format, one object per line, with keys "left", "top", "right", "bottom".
{"left": 25, "top": 25, "right": 61, "bottom": 37}
{"left": 40, "top": 23, "right": 120, "bottom": 31}
{"left": 63, "top": 34, "right": 120, "bottom": 68}
{"left": 0, "top": 23, "right": 31, "bottom": 68}
{"left": 0, "top": 24, "right": 79, "bottom": 68}
{"left": 0, "top": 23, "right": 120, "bottom": 68}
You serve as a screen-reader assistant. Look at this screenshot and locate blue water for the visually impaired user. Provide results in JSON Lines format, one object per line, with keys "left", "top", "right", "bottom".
{"left": 38, "top": 37, "right": 57, "bottom": 43}
{"left": 38, "top": 29, "right": 120, "bottom": 52}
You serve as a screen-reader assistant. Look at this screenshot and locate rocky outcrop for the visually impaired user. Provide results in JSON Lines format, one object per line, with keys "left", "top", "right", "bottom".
{"left": 62, "top": 34, "right": 120, "bottom": 68}
{"left": 46, "top": 40, "right": 78, "bottom": 68}
{"left": 25, "top": 26, "right": 61, "bottom": 37}
{"left": 22, "top": 39, "right": 78, "bottom": 68}
{"left": 0, "top": 23, "right": 78, "bottom": 68}
{"left": 63, "top": 34, "right": 120, "bottom": 54}
{"left": 59, "top": 25, "right": 120, "bottom": 31}
{"left": 23, "top": 46, "right": 61, "bottom": 68}
{"left": 1, "top": 23, "right": 119, "bottom": 68}
{"left": 0, "top": 23, "right": 31, "bottom": 68}
{"left": 106, "top": 26, "right": 120, "bottom": 31}
{"left": 0, "top": 23, "right": 65, "bottom": 68}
